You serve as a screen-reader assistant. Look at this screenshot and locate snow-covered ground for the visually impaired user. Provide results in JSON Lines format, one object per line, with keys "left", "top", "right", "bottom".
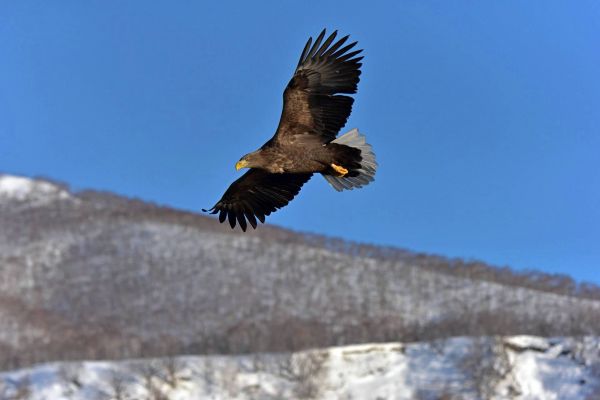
{"left": 2, "top": 174, "right": 599, "bottom": 399}
{"left": 0, "top": 174, "right": 74, "bottom": 209}
{"left": 1, "top": 336, "right": 598, "bottom": 400}
{"left": 0, "top": 175, "right": 68, "bottom": 200}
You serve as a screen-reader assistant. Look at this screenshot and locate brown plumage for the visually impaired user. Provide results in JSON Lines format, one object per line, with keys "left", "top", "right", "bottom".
{"left": 204, "top": 29, "right": 377, "bottom": 231}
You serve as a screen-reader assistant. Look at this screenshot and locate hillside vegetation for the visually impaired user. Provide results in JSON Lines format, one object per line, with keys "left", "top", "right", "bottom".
{"left": 1, "top": 174, "right": 599, "bottom": 372}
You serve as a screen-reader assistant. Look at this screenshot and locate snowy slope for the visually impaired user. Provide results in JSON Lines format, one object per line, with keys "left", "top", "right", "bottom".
{"left": 0, "top": 174, "right": 73, "bottom": 206}
{"left": 1, "top": 336, "right": 599, "bottom": 400}
{"left": 1, "top": 174, "right": 600, "bottom": 373}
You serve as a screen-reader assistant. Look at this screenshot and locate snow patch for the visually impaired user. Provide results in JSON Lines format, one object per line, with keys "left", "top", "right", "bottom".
{"left": 505, "top": 336, "right": 552, "bottom": 352}
{"left": 0, "top": 174, "right": 72, "bottom": 204}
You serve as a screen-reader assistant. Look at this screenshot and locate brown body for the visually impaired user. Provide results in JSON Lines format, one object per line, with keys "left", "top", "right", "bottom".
{"left": 243, "top": 142, "right": 361, "bottom": 175}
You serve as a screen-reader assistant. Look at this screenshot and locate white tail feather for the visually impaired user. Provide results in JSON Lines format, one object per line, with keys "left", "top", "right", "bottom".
{"left": 323, "top": 128, "right": 377, "bottom": 191}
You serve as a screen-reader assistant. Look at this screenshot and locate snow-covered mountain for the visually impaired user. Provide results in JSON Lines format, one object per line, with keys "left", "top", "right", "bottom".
{"left": 1, "top": 336, "right": 599, "bottom": 400}
{"left": 1, "top": 174, "right": 599, "bottom": 381}
{"left": 0, "top": 174, "right": 74, "bottom": 207}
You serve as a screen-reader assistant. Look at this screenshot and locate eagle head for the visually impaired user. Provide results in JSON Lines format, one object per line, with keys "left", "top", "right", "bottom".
{"left": 235, "top": 151, "right": 263, "bottom": 171}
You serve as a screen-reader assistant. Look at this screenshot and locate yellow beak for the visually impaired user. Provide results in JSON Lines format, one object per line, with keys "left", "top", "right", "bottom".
{"left": 235, "top": 160, "right": 249, "bottom": 171}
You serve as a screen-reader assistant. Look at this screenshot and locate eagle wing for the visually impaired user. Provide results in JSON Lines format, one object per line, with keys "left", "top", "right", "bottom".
{"left": 204, "top": 169, "right": 313, "bottom": 231}
{"left": 271, "top": 29, "right": 363, "bottom": 145}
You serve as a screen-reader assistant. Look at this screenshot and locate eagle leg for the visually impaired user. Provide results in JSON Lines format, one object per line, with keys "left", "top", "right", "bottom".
{"left": 331, "top": 163, "right": 349, "bottom": 177}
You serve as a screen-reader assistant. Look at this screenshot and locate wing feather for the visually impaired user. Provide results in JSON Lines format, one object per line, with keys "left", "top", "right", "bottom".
{"left": 297, "top": 37, "right": 312, "bottom": 68}
{"left": 330, "top": 41, "right": 358, "bottom": 59}
{"left": 305, "top": 29, "right": 326, "bottom": 61}
{"left": 321, "top": 34, "right": 349, "bottom": 57}
{"left": 315, "top": 30, "right": 337, "bottom": 57}
{"left": 204, "top": 169, "right": 312, "bottom": 231}
{"left": 272, "top": 29, "right": 363, "bottom": 144}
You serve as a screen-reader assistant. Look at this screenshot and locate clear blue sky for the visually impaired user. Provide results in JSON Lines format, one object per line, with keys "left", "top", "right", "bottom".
{"left": 1, "top": 2, "right": 598, "bottom": 284}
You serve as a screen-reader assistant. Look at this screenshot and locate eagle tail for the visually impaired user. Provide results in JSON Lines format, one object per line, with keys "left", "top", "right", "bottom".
{"left": 323, "top": 128, "right": 377, "bottom": 191}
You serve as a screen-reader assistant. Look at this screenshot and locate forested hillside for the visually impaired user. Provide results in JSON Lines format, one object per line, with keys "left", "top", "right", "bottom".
{"left": 1, "top": 174, "right": 599, "bottom": 371}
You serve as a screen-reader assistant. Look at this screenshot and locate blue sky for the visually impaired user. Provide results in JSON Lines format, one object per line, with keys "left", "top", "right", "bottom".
{"left": 1, "top": 2, "right": 599, "bottom": 284}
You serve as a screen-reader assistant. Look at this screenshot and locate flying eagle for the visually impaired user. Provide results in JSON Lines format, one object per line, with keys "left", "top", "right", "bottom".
{"left": 204, "top": 29, "right": 377, "bottom": 231}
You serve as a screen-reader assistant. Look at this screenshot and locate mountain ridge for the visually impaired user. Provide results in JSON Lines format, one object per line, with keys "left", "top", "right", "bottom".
{"left": 2, "top": 173, "right": 597, "bottom": 299}
{"left": 1, "top": 173, "right": 599, "bottom": 372}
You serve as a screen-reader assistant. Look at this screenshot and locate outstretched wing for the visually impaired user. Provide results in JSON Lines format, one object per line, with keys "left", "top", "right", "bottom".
{"left": 204, "top": 170, "right": 313, "bottom": 231}
{"left": 272, "top": 29, "right": 363, "bottom": 145}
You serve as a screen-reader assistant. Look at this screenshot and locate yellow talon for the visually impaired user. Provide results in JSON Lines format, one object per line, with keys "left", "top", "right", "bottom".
{"left": 331, "top": 163, "right": 348, "bottom": 177}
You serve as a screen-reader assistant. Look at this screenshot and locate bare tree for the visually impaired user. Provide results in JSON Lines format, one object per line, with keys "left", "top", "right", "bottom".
{"left": 201, "top": 359, "right": 217, "bottom": 398}
{"left": 106, "top": 369, "right": 128, "bottom": 400}
{"left": 58, "top": 363, "right": 83, "bottom": 399}
{"left": 219, "top": 363, "right": 241, "bottom": 399}
{"left": 458, "top": 337, "right": 513, "bottom": 399}
{"left": 277, "top": 350, "right": 329, "bottom": 399}
{"left": 131, "top": 361, "right": 169, "bottom": 400}
{"left": 151, "top": 355, "right": 186, "bottom": 389}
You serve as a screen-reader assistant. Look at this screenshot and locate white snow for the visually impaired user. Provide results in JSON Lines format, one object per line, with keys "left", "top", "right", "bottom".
{"left": 1, "top": 336, "right": 598, "bottom": 400}
{"left": 0, "top": 174, "right": 72, "bottom": 205}
{"left": 505, "top": 336, "right": 552, "bottom": 352}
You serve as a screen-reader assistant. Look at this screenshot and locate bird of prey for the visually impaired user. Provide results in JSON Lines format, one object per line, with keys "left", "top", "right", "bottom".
{"left": 204, "top": 29, "right": 377, "bottom": 231}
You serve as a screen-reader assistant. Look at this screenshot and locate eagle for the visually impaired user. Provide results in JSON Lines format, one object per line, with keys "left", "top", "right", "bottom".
{"left": 204, "top": 29, "right": 377, "bottom": 231}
